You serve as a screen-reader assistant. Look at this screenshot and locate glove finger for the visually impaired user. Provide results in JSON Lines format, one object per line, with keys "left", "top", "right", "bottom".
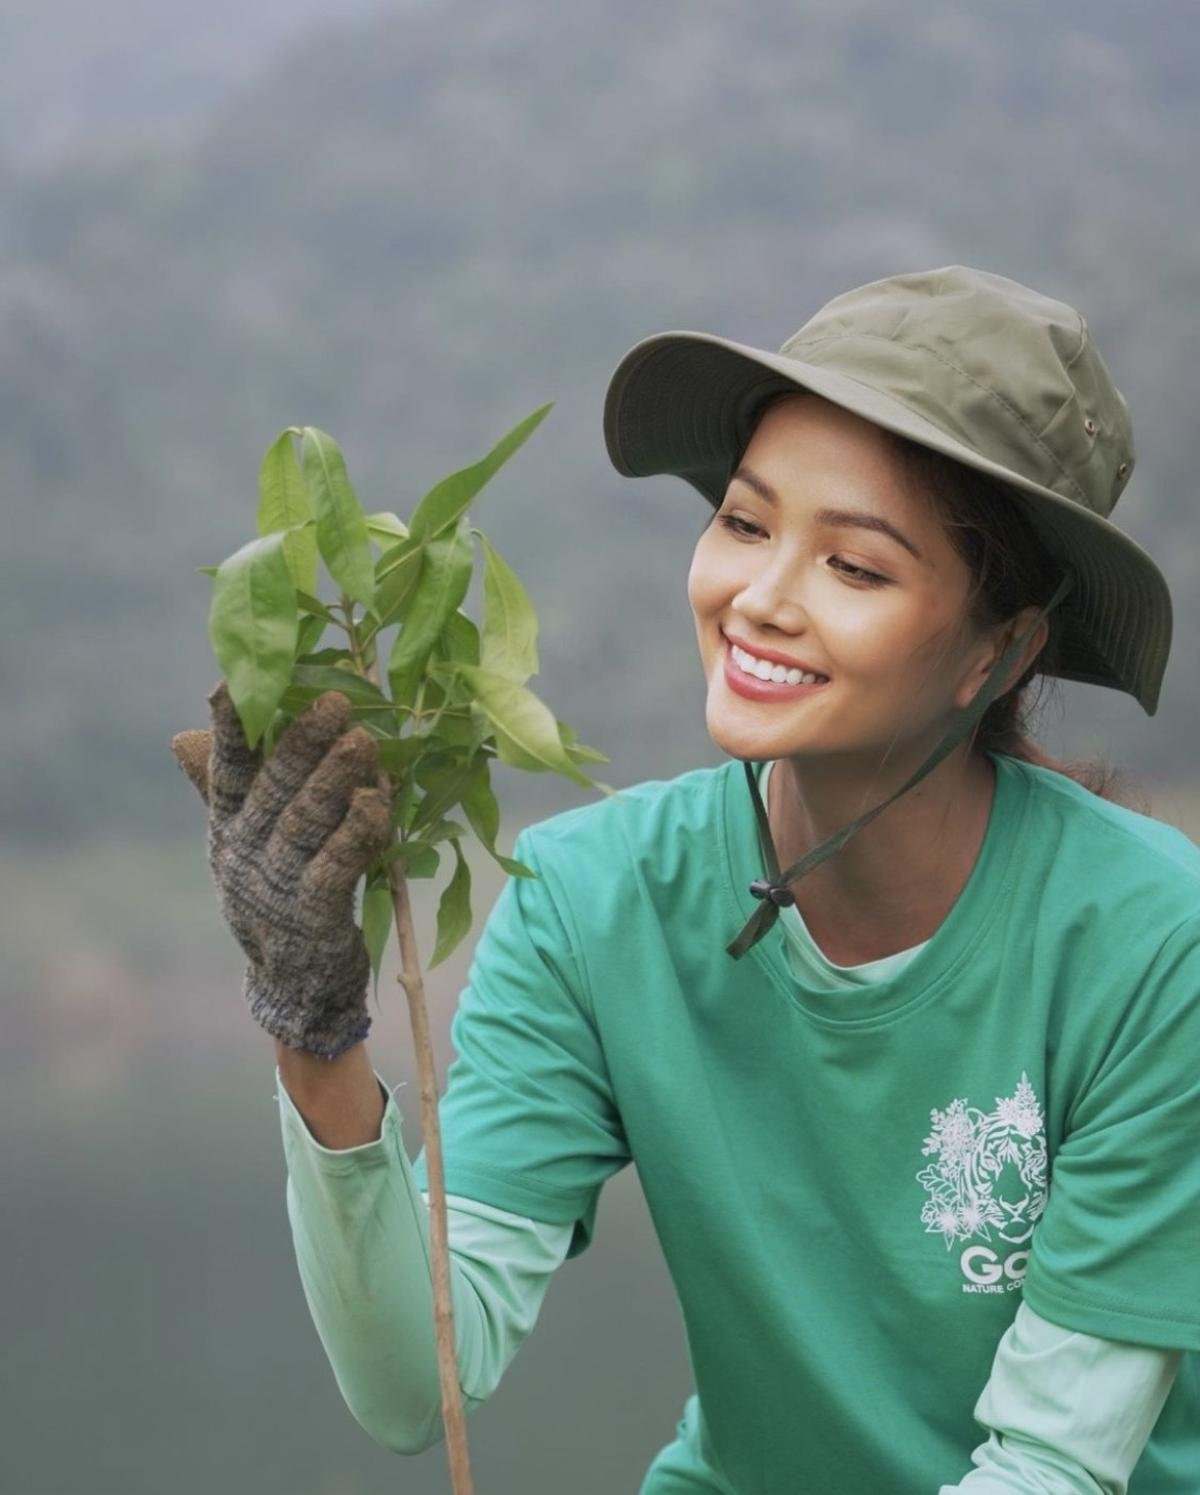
{"left": 266, "top": 724, "right": 380, "bottom": 867}
{"left": 238, "top": 689, "right": 353, "bottom": 847}
{"left": 206, "top": 679, "right": 264, "bottom": 826}
{"left": 171, "top": 728, "right": 213, "bottom": 805}
{"left": 300, "top": 780, "right": 395, "bottom": 909}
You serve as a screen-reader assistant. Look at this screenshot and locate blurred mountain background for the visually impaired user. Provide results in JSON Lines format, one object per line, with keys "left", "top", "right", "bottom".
{"left": 3, "top": 1, "right": 1198, "bottom": 1490}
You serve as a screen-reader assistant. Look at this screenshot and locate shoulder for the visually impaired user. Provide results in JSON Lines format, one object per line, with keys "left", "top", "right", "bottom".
{"left": 513, "top": 758, "right": 735, "bottom": 894}
{"left": 998, "top": 752, "right": 1200, "bottom": 936}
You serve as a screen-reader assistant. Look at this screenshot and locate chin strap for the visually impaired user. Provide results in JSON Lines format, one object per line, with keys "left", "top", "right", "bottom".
{"left": 726, "top": 568, "right": 1075, "bottom": 960}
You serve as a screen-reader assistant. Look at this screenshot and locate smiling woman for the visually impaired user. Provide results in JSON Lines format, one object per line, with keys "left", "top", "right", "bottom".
{"left": 587, "top": 265, "right": 1196, "bottom": 1492}
{"left": 711, "top": 385, "right": 1146, "bottom": 808}
{"left": 683, "top": 385, "right": 1059, "bottom": 968}
{"left": 268, "top": 267, "right": 1199, "bottom": 1495}
{"left": 689, "top": 389, "right": 1025, "bottom": 788}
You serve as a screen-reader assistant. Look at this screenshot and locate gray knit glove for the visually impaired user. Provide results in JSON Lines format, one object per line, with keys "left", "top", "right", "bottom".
{"left": 171, "top": 678, "right": 395, "bottom": 1060}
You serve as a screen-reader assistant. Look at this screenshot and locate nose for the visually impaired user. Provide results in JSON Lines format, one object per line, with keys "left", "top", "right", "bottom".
{"left": 732, "top": 554, "right": 809, "bottom": 634}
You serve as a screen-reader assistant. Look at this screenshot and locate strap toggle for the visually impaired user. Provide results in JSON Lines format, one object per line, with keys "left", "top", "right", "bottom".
{"left": 748, "top": 878, "right": 796, "bottom": 907}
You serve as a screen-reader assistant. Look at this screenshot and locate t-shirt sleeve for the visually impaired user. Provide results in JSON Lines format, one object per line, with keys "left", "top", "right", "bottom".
{"left": 1023, "top": 913, "right": 1200, "bottom": 1351}
{"left": 411, "top": 824, "right": 632, "bottom": 1259}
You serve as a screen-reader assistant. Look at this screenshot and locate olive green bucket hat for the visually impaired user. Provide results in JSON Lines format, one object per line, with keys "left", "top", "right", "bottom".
{"left": 602, "top": 264, "right": 1174, "bottom": 958}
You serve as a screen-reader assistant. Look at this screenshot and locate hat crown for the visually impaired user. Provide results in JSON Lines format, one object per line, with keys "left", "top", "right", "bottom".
{"left": 779, "top": 265, "right": 1135, "bottom": 522}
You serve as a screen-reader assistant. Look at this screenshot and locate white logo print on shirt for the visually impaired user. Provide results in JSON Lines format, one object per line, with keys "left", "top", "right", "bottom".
{"left": 915, "top": 1072, "right": 1049, "bottom": 1294}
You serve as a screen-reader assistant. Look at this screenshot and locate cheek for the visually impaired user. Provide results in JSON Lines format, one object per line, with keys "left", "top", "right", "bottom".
{"left": 829, "top": 605, "right": 896, "bottom": 653}
{"left": 822, "top": 594, "right": 936, "bottom": 682}
{"left": 844, "top": 605, "right": 961, "bottom": 695}
{"left": 686, "top": 536, "right": 727, "bottom": 615}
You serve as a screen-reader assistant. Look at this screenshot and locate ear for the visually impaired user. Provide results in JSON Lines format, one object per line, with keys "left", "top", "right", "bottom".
{"left": 957, "top": 605, "right": 1049, "bottom": 711}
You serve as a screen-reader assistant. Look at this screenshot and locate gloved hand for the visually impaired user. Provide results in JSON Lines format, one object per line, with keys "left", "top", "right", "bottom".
{"left": 171, "top": 679, "right": 395, "bottom": 1060}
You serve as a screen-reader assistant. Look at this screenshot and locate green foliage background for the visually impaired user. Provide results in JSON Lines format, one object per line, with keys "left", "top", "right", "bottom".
{"left": 5, "top": 0, "right": 1200, "bottom": 849}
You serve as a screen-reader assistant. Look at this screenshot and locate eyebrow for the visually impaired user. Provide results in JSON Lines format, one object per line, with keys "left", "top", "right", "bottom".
{"left": 729, "top": 465, "right": 924, "bottom": 562}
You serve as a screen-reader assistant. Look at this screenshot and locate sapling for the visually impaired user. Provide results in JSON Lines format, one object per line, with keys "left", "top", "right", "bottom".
{"left": 171, "top": 408, "right": 613, "bottom": 1494}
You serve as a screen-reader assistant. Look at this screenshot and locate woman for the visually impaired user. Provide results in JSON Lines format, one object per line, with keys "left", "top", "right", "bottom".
{"left": 181, "top": 266, "right": 1199, "bottom": 1491}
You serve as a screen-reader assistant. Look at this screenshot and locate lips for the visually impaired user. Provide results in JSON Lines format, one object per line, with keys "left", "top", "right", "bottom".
{"left": 722, "top": 637, "right": 832, "bottom": 701}
{"left": 722, "top": 630, "right": 829, "bottom": 678}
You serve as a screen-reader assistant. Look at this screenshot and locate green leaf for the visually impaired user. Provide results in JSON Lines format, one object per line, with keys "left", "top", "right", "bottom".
{"left": 366, "top": 511, "right": 410, "bottom": 548}
{"left": 431, "top": 707, "right": 488, "bottom": 751}
{"left": 295, "top": 614, "right": 327, "bottom": 659}
{"left": 408, "top": 403, "right": 554, "bottom": 544}
{"left": 465, "top": 704, "right": 494, "bottom": 756}
{"left": 558, "top": 717, "right": 611, "bottom": 765}
{"left": 458, "top": 756, "right": 537, "bottom": 878}
{"left": 207, "top": 532, "right": 299, "bottom": 749}
{"left": 441, "top": 609, "right": 481, "bottom": 667}
{"left": 375, "top": 737, "right": 434, "bottom": 831}
{"left": 392, "top": 782, "right": 418, "bottom": 836}
{"left": 281, "top": 664, "right": 394, "bottom": 717}
{"left": 459, "top": 754, "right": 499, "bottom": 846}
{"left": 417, "top": 623, "right": 479, "bottom": 740}
{"left": 387, "top": 520, "right": 473, "bottom": 709}
{"left": 408, "top": 754, "right": 480, "bottom": 838}
{"left": 302, "top": 426, "right": 375, "bottom": 607}
{"left": 296, "top": 589, "right": 337, "bottom": 622}
{"left": 435, "top": 662, "right": 595, "bottom": 788}
{"left": 474, "top": 528, "right": 539, "bottom": 682}
{"left": 258, "top": 429, "right": 318, "bottom": 595}
{"left": 376, "top": 737, "right": 430, "bottom": 777}
{"left": 362, "top": 877, "right": 394, "bottom": 1005}
{"left": 365, "top": 536, "right": 425, "bottom": 640}
{"left": 263, "top": 707, "right": 291, "bottom": 758}
{"left": 422, "top": 816, "right": 467, "bottom": 845}
{"left": 381, "top": 841, "right": 440, "bottom": 878}
{"left": 196, "top": 564, "right": 219, "bottom": 576}
{"left": 295, "top": 645, "right": 351, "bottom": 666}
{"left": 428, "top": 838, "right": 472, "bottom": 969}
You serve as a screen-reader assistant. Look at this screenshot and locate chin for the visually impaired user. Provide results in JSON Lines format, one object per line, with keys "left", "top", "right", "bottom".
{"left": 703, "top": 701, "right": 809, "bottom": 763}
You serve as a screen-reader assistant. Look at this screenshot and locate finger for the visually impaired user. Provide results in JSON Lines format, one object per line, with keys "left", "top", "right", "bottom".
{"left": 206, "top": 679, "right": 263, "bottom": 825}
{"left": 265, "top": 723, "right": 380, "bottom": 865}
{"left": 301, "top": 782, "right": 395, "bottom": 908}
{"left": 170, "top": 728, "right": 213, "bottom": 805}
{"left": 238, "top": 689, "right": 354, "bottom": 846}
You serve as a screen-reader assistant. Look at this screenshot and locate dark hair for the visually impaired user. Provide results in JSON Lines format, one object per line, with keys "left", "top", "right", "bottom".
{"left": 738, "top": 390, "right": 1150, "bottom": 811}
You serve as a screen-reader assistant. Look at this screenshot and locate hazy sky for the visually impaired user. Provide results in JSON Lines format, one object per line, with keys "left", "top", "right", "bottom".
{"left": 0, "top": 0, "right": 404, "bottom": 165}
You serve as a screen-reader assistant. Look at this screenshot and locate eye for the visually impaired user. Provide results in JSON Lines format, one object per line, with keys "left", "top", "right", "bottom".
{"left": 828, "top": 556, "right": 889, "bottom": 587}
{"left": 716, "top": 514, "right": 890, "bottom": 586}
{"left": 716, "top": 513, "right": 762, "bottom": 539}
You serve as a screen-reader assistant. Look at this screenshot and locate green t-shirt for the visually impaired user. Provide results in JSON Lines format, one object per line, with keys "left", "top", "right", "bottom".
{"left": 412, "top": 750, "right": 1200, "bottom": 1493}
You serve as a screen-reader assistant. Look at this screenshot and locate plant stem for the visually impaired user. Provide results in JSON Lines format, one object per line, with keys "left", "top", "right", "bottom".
{"left": 340, "top": 595, "right": 368, "bottom": 677}
{"left": 358, "top": 635, "right": 475, "bottom": 1492}
{"left": 387, "top": 861, "right": 475, "bottom": 1493}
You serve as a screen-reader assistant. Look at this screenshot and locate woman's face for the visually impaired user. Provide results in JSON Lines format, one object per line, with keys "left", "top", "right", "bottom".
{"left": 688, "top": 391, "right": 1005, "bottom": 771}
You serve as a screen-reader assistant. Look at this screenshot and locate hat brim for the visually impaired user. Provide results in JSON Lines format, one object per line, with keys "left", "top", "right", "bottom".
{"left": 603, "top": 330, "right": 1171, "bottom": 715}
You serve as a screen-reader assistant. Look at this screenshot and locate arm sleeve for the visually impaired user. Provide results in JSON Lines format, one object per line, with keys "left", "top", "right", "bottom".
{"left": 937, "top": 1301, "right": 1182, "bottom": 1494}
{"left": 410, "top": 825, "right": 632, "bottom": 1258}
{"left": 1022, "top": 914, "right": 1200, "bottom": 1351}
{"left": 276, "top": 1063, "right": 573, "bottom": 1456}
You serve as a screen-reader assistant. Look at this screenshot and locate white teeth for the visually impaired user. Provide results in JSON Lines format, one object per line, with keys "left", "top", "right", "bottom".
{"left": 730, "top": 643, "right": 826, "bottom": 686}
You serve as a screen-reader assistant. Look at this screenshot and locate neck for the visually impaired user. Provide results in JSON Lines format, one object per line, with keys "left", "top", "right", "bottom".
{"left": 766, "top": 744, "right": 997, "bottom": 965}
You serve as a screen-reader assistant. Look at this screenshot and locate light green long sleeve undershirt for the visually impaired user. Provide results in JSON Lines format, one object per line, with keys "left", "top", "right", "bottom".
{"left": 275, "top": 1063, "right": 1180, "bottom": 1488}
{"left": 275, "top": 1064, "right": 571, "bottom": 1455}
